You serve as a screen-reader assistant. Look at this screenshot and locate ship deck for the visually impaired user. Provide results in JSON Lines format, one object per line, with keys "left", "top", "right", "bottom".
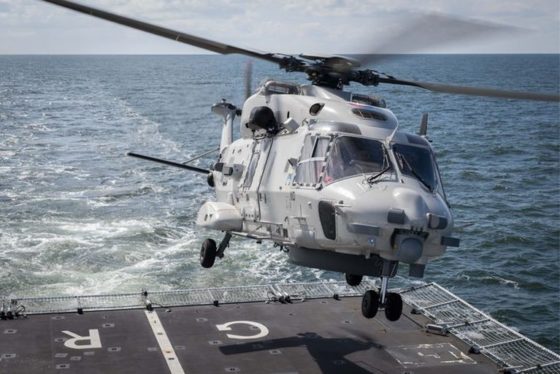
{"left": 1, "top": 282, "right": 558, "bottom": 373}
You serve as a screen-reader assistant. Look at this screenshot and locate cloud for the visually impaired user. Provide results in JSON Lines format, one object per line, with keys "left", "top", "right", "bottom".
{"left": 0, "top": 0, "right": 558, "bottom": 54}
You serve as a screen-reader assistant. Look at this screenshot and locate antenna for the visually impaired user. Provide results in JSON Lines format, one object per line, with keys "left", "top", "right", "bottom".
{"left": 419, "top": 113, "right": 428, "bottom": 136}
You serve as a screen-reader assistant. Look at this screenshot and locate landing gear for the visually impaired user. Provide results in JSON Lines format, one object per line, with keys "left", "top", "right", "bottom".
{"left": 361, "top": 274, "right": 403, "bottom": 322}
{"left": 384, "top": 292, "right": 403, "bottom": 321}
{"left": 200, "top": 232, "right": 232, "bottom": 268}
{"left": 200, "top": 239, "right": 217, "bottom": 268}
{"left": 361, "top": 290, "right": 379, "bottom": 318}
{"left": 345, "top": 273, "right": 363, "bottom": 286}
{"left": 216, "top": 232, "right": 232, "bottom": 259}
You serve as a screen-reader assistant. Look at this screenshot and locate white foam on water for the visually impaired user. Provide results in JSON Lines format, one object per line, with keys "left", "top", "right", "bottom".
{"left": 489, "top": 276, "right": 520, "bottom": 289}
{"left": 52, "top": 219, "right": 156, "bottom": 241}
{"left": 239, "top": 245, "right": 327, "bottom": 284}
{"left": 153, "top": 238, "right": 197, "bottom": 256}
{"left": 116, "top": 98, "right": 184, "bottom": 157}
{"left": 29, "top": 236, "right": 94, "bottom": 251}
{"left": 0, "top": 150, "right": 16, "bottom": 158}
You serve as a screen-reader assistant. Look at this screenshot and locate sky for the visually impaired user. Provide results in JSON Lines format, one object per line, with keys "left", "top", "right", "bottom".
{"left": 0, "top": 0, "right": 559, "bottom": 55}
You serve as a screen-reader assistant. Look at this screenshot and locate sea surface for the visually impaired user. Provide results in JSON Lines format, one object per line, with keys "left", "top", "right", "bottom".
{"left": 0, "top": 54, "right": 558, "bottom": 352}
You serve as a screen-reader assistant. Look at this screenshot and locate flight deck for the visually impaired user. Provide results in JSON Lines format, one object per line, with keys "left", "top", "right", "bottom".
{"left": 1, "top": 282, "right": 558, "bottom": 373}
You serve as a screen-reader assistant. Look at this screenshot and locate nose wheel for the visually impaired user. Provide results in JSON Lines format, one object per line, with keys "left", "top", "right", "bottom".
{"left": 361, "top": 290, "right": 379, "bottom": 318}
{"left": 384, "top": 292, "right": 403, "bottom": 321}
{"left": 361, "top": 276, "right": 402, "bottom": 321}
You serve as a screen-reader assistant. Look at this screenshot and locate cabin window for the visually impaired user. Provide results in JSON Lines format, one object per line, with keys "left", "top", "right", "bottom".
{"left": 243, "top": 151, "right": 260, "bottom": 188}
{"left": 294, "top": 135, "right": 330, "bottom": 186}
{"left": 324, "top": 136, "right": 387, "bottom": 184}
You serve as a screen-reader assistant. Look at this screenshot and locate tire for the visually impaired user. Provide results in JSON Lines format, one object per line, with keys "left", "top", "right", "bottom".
{"left": 361, "top": 290, "right": 379, "bottom": 319}
{"left": 345, "top": 273, "right": 363, "bottom": 286}
{"left": 200, "top": 239, "right": 217, "bottom": 268}
{"left": 384, "top": 292, "right": 403, "bottom": 321}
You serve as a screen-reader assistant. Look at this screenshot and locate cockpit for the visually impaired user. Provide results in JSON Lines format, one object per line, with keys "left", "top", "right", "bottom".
{"left": 324, "top": 137, "right": 388, "bottom": 184}
{"left": 293, "top": 131, "right": 444, "bottom": 198}
{"left": 393, "top": 143, "right": 438, "bottom": 192}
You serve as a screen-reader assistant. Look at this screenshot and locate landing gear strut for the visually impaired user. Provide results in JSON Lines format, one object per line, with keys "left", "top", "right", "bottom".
{"left": 200, "top": 232, "right": 232, "bottom": 268}
{"left": 216, "top": 232, "right": 232, "bottom": 259}
{"left": 361, "top": 276, "right": 402, "bottom": 321}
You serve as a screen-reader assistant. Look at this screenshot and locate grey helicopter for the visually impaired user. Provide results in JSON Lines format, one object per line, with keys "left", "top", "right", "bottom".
{"left": 40, "top": 0, "right": 559, "bottom": 322}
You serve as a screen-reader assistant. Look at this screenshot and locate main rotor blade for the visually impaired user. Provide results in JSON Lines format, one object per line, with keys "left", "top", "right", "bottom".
{"left": 40, "top": 0, "right": 282, "bottom": 64}
{"left": 378, "top": 77, "right": 560, "bottom": 102}
{"left": 358, "top": 13, "right": 522, "bottom": 67}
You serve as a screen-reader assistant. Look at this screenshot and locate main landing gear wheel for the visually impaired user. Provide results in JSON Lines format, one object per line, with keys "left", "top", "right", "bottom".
{"left": 384, "top": 292, "right": 403, "bottom": 321}
{"left": 361, "top": 290, "right": 379, "bottom": 319}
{"left": 200, "top": 238, "right": 217, "bottom": 268}
{"left": 345, "top": 273, "right": 363, "bottom": 286}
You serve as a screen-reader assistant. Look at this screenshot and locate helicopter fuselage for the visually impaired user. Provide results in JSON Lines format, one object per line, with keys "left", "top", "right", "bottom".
{"left": 34, "top": 0, "right": 557, "bottom": 323}
{"left": 197, "top": 81, "right": 459, "bottom": 279}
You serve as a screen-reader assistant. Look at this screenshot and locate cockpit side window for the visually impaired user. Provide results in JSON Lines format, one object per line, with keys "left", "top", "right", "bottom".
{"left": 300, "top": 134, "right": 315, "bottom": 160}
{"left": 324, "top": 136, "right": 387, "bottom": 184}
{"left": 294, "top": 135, "right": 330, "bottom": 186}
{"left": 393, "top": 143, "right": 438, "bottom": 192}
{"left": 313, "top": 137, "right": 330, "bottom": 158}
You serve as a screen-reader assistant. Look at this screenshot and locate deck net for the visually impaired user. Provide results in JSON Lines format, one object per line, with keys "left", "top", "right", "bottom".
{"left": 3, "top": 281, "right": 559, "bottom": 373}
{"left": 400, "top": 283, "right": 560, "bottom": 373}
{"left": 1, "top": 281, "right": 375, "bottom": 314}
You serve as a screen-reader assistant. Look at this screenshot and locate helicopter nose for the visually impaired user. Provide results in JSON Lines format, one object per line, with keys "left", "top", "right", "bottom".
{"left": 394, "top": 235, "right": 423, "bottom": 263}
{"left": 343, "top": 186, "right": 439, "bottom": 232}
{"left": 343, "top": 186, "right": 449, "bottom": 266}
{"left": 390, "top": 187, "right": 430, "bottom": 227}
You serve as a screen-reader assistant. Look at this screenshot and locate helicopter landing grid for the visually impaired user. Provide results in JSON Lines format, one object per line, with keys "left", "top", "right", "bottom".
{"left": 1, "top": 282, "right": 558, "bottom": 374}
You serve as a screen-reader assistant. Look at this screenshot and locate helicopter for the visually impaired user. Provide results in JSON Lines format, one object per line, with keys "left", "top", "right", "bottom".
{"left": 40, "top": 0, "right": 559, "bottom": 322}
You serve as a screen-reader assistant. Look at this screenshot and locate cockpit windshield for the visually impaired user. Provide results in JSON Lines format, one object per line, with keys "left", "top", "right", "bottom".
{"left": 393, "top": 143, "right": 438, "bottom": 192}
{"left": 324, "top": 136, "right": 387, "bottom": 184}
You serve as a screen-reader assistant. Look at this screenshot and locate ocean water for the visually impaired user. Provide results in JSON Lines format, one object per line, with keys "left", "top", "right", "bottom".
{"left": 0, "top": 54, "right": 558, "bottom": 352}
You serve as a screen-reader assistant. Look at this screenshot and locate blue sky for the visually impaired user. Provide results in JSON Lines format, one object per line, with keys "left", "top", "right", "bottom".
{"left": 0, "top": 0, "right": 558, "bottom": 54}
